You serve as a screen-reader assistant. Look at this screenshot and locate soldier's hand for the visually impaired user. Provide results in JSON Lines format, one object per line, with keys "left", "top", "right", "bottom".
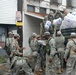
{"left": 54, "top": 29, "right": 56, "bottom": 32}
{"left": 49, "top": 58, "right": 52, "bottom": 62}
{"left": 65, "top": 59, "right": 67, "bottom": 62}
{"left": 22, "top": 47, "right": 26, "bottom": 50}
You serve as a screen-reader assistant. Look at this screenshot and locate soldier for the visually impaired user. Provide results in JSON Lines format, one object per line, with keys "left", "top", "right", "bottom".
{"left": 5, "top": 31, "right": 14, "bottom": 56}
{"left": 55, "top": 31, "right": 65, "bottom": 74}
{"left": 29, "top": 33, "right": 40, "bottom": 75}
{"left": 43, "top": 31, "right": 60, "bottom": 75}
{"left": 41, "top": 11, "right": 54, "bottom": 35}
{"left": 43, "top": 11, "right": 54, "bottom": 24}
{"left": 64, "top": 33, "right": 76, "bottom": 75}
{"left": 54, "top": 10, "right": 63, "bottom": 19}
{"left": 11, "top": 34, "right": 34, "bottom": 75}
{"left": 37, "top": 35, "right": 46, "bottom": 72}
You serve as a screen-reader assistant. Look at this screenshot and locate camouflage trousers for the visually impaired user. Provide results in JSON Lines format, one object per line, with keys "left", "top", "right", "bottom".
{"left": 28, "top": 52, "right": 41, "bottom": 72}
{"left": 66, "top": 55, "right": 76, "bottom": 75}
{"left": 11, "top": 56, "right": 34, "bottom": 75}
{"left": 46, "top": 54, "right": 60, "bottom": 75}
{"left": 57, "top": 48, "right": 64, "bottom": 68}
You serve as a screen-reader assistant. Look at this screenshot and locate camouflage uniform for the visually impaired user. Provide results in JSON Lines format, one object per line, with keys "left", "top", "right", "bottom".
{"left": 44, "top": 32, "right": 60, "bottom": 75}
{"left": 11, "top": 34, "right": 34, "bottom": 75}
{"left": 55, "top": 31, "right": 65, "bottom": 70}
{"left": 5, "top": 32, "right": 14, "bottom": 56}
{"left": 64, "top": 33, "right": 76, "bottom": 75}
{"left": 48, "top": 38, "right": 60, "bottom": 75}
{"left": 37, "top": 39, "right": 46, "bottom": 71}
{"left": 29, "top": 33, "right": 41, "bottom": 73}
{"left": 42, "top": 11, "right": 54, "bottom": 34}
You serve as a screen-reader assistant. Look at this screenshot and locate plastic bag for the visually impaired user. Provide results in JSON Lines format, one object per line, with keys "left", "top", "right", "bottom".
{"left": 53, "top": 17, "right": 62, "bottom": 25}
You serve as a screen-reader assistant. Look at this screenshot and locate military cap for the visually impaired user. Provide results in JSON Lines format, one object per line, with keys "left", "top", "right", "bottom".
{"left": 14, "top": 34, "right": 20, "bottom": 37}
{"left": 44, "top": 31, "right": 50, "bottom": 36}
{"left": 32, "top": 33, "right": 37, "bottom": 37}
{"left": 70, "top": 33, "right": 76, "bottom": 37}
{"left": 8, "top": 32, "right": 12, "bottom": 34}
{"left": 37, "top": 35, "right": 40, "bottom": 38}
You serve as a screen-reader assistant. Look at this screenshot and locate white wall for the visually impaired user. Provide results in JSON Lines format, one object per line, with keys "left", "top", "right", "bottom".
{"left": 23, "top": 14, "right": 42, "bottom": 51}
{"left": 0, "top": 0, "right": 17, "bottom": 24}
{"left": 25, "top": 0, "right": 67, "bottom": 14}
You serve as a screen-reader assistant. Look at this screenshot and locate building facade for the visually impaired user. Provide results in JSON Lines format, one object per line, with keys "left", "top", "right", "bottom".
{"left": 0, "top": 0, "right": 18, "bottom": 48}
{"left": 23, "top": 0, "right": 76, "bottom": 52}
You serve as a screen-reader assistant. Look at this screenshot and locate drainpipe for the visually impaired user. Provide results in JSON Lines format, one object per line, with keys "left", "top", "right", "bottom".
{"left": 17, "top": 0, "right": 23, "bottom": 47}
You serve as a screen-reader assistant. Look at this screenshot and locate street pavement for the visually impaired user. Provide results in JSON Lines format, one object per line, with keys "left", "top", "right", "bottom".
{"left": 0, "top": 63, "right": 11, "bottom": 75}
{"left": 0, "top": 62, "right": 75, "bottom": 75}
{"left": 0, "top": 48, "right": 75, "bottom": 75}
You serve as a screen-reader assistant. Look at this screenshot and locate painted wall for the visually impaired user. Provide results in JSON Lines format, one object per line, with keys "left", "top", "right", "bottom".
{"left": 23, "top": 14, "right": 42, "bottom": 56}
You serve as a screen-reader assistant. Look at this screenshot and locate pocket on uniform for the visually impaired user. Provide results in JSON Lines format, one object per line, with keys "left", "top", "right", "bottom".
{"left": 67, "top": 58, "right": 74, "bottom": 67}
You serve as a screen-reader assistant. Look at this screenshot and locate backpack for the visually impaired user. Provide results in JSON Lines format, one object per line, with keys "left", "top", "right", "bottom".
{"left": 45, "top": 37, "right": 52, "bottom": 55}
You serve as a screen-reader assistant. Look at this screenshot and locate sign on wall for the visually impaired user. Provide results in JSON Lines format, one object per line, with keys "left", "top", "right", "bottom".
{"left": 16, "top": 11, "right": 22, "bottom": 21}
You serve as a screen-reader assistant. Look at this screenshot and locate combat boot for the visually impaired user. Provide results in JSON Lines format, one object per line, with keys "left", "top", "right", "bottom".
{"left": 61, "top": 68, "right": 63, "bottom": 72}
{"left": 57, "top": 68, "right": 62, "bottom": 74}
{"left": 34, "top": 71, "right": 39, "bottom": 75}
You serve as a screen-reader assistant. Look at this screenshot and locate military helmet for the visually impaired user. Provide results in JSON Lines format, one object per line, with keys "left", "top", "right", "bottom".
{"left": 44, "top": 31, "right": 50, "bottom": 36}
{"left": 32, "top": 33, "right": 37, "bottom": 37}
{"left": 70, "top": 33, "right": 76, "bottom": 37}
{"left": 37, "top": 35, "right": 40, "bottom": 38}
{"left": 8, "top": 32, "right": 12, "bottom": 34}
{"left": 14, "top": 33, "right": 20, "bottom": 37}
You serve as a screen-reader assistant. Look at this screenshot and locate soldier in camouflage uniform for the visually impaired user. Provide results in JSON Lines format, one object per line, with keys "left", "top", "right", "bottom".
{"left": 55, "top": 31, "right": 65, "bottom": 74}
{"left": 5, "top": 31, "right": 14, "bottom": 56}
{"left": 29, "top": 33, "right": 41, "bottom": 75}
{"left": 43, "top": 11, "right": 54, "bottom": 24}
{"left": 40, "top": 11, "right": 54, "bottom": 36}
{"left": 54, "top": 10, "right": 63, "bottom": 19}
{"left": 37, "top": 35, "right": 46, "bottom": 72}
{"left": 44, "top": 31, "right": 60, "bottom": 75}
{"left": 64, "top": 33, "right": 76, "bottom": 75}
{"left": 11, "top": 34, "right": 34, "bottom": 75}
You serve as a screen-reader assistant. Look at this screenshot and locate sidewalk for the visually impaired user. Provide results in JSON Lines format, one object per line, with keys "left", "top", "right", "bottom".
{"left": 0, "top": 63, "right": 11, "bottom": 75}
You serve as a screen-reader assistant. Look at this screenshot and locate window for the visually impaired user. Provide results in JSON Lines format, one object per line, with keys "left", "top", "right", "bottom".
{"left": 40, "top": 7, "right": 46, "bottom": 14}
{"left": 50, "top": 0, "right": 62, "bottom": 4}
{"left": 27, "top": 5, "right": 35, "bottom": 12}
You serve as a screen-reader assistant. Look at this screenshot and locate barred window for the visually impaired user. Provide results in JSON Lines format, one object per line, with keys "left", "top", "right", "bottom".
{"left": 40, "top": 7, "right": 46, "bottom": 14}
{"left": 27, "top": 5, "right": 35, "bottom": 12}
